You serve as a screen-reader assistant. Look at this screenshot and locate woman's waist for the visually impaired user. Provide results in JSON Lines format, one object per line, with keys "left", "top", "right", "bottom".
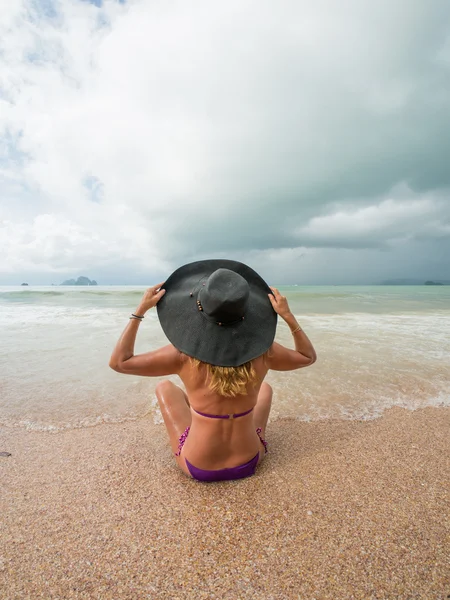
{"left": 182, "top": 424, "right": 261, "bottom": 468}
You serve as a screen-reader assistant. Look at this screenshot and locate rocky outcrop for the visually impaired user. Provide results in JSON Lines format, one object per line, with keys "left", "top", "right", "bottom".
{"left": 61, "top": 276, "right": 98, "bottom": 286}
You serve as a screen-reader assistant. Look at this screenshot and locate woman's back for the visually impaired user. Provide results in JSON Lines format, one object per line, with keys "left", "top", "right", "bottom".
{"left": 177, "top": 353, "right": 269, "bottom": 469}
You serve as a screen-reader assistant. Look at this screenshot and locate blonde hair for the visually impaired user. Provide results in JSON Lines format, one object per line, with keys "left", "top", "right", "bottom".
{"left": 191, "top": 358, "right": 258, "bottom": 397}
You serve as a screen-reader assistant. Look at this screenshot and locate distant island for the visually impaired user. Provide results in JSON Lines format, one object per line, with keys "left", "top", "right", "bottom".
{"left": 380, "top": 279, "right": 449, "bottom": 285}
{"left": 21, "top": 283, "right": 29, "bottom": 286}
{"left": 60, "top": 276, "right": 98, "bottom": 286}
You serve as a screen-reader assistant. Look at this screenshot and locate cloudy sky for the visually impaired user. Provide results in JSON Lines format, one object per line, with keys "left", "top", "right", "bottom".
{"left": 1, "top": 0, "right": 450, "bottom": 285}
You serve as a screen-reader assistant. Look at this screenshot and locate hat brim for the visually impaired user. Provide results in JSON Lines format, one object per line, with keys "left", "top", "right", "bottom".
{"left": 156, "top": 259, "right": 277, "bottom": 367}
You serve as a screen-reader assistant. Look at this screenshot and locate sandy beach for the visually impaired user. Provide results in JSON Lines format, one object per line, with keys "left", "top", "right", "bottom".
{"left": 1, "top": 407, "right": 449, "bottom": 600}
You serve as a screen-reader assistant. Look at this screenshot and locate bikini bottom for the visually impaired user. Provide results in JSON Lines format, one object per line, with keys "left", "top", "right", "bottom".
{"left": 175, "top": 427, "right": 268, "bottom": 483}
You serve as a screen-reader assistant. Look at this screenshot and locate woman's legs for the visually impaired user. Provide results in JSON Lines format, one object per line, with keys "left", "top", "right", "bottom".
{"left": 155, "top": 380, "right": 192, "bottom": 472}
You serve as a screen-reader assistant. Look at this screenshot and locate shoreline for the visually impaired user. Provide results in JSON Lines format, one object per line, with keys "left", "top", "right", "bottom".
{"left": 1, "top": 406, "right": 449, "bottom": 599}
{"left": 2, "top": 395, "right": 449, "bottom": 434}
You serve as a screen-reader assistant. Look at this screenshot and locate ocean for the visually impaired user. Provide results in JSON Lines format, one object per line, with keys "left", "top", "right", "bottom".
{"left": 0, "top": 285, "right": 449, "bottom": 432}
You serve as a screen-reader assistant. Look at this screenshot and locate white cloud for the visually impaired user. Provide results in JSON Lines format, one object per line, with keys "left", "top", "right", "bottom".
{"left": 295, "top": 195, "right": 448, "bottom": 248}
{"left": 0, "top": 210, "right": 168, "bottom": 274}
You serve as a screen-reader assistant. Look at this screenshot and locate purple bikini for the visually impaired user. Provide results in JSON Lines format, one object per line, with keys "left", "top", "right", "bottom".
{"left": 175, "top": 407, "right": 268, "bottom": 482}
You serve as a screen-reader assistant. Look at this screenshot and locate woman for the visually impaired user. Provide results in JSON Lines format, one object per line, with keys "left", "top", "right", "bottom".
{"left": 109, "top": 259, "right": 316, "bottom": 482}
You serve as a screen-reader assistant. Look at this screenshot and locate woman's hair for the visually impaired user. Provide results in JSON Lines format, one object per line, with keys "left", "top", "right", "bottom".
{"left": 191, "top": 357, "right": 258, "bottom": 397}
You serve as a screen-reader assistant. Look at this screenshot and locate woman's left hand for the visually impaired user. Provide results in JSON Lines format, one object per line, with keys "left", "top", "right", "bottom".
{"left": 135, "top": 282, "right": 166, "bottom": 315}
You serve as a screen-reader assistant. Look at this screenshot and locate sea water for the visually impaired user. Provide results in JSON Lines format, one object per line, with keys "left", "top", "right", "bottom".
{"left": 0, "top": 285, "right": 449, "bottom": 431}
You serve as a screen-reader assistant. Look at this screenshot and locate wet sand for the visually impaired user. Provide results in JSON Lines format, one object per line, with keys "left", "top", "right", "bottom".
{"left": 1, "top": 407, "right": 449, "bottom": 599}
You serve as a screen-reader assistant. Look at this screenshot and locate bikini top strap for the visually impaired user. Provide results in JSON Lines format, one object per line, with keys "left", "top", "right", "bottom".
{"left": 193, "top": 407, "right": 254, "bottom": 420}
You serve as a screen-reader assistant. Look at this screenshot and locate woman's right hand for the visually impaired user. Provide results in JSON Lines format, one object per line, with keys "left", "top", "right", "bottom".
{"left": 268, "top": 287, "right": 292, "bottom": 319}
{"left": 135, "top": 282, "right": 166, "bottom": 315}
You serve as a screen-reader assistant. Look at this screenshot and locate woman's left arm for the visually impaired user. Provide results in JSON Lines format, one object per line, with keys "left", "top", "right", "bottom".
{"left": 109, "top": 283, "right": 182, "bottom": 377}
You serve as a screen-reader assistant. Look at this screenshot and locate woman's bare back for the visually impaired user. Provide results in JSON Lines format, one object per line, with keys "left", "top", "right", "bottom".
{"left": 175, "top": 354, "right": 270, "bottom": 469}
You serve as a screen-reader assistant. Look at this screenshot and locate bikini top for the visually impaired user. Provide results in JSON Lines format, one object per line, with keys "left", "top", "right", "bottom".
{"left": 192, "top": 407, "right": 254, "bottom": 420}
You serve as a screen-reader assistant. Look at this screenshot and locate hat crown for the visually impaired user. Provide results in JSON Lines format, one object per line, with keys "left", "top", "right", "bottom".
{"left": 199, "top": 268, "right": 249, "bottom": 323}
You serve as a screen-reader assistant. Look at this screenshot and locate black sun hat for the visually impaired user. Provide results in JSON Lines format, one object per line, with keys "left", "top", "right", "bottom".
{"left": 156, "top": 259, "right": 277, "bottom": 367}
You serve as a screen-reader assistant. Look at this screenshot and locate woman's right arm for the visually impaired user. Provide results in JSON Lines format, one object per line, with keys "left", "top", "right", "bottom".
{"left": 266, "top": 287, "right": 317, "bottom": 371}
{"left": 109, "top": 283, "right": 183, "bottom": 377}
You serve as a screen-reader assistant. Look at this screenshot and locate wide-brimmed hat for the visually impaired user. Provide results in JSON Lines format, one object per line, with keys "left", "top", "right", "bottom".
{"left": 156, "top": 259, "right": 277, "bottom": 367}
